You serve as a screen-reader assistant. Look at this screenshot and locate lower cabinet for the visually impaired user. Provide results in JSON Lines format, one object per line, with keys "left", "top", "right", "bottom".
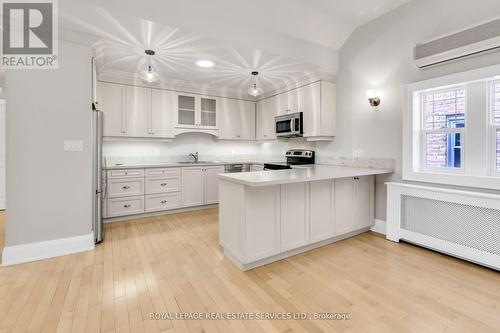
{"left": 219, "top": 176, "right": 375, "bottom": 267}
{"left": 310, "top": 180, "right": 335, "bottom": 243}
{"left": 181, "top": 165, "right": 225, "bottom": 207}
{"left": 181, "top": 167, "right": 204, "bottom": 207}
{"left": 281, "top": 183, "right": 310, "bottom": 251}
{"left": 107, "top": 195, "right": 145, "bottom": 217}
{"left": 334, "top": 176, "right": 374, "bottom": 236}
{"left": 204, "top": 166, "right": 225, "bottom": 204}
{"left": 244, "top": 185, "right": 281, "bottom": 262}
{"left": 105, "top": 165, "right": 225, "bottom": 218}
{"left": 145, "top": 193, "right": 181, "bottom": 212}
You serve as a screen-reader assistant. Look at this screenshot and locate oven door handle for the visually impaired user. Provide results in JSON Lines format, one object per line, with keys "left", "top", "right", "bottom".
{"left": 291, "top": 118, "right": 295, "bottom": 133}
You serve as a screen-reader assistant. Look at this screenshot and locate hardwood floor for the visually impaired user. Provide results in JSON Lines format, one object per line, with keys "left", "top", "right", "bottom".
{"left": 0, "top": 208, "right": 499, "bottom": 332}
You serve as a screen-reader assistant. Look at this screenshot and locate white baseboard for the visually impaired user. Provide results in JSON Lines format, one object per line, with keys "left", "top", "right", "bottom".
{"left": 371, "top": 219, "right": 386, "bottom": 235}
{"left": 1, "top": 233, "right": 94, "bottom": 266}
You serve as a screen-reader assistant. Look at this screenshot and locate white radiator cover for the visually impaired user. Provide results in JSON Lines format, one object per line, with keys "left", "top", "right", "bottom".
{"left": 387, "top": 182, "right": 500, "bottom": 271}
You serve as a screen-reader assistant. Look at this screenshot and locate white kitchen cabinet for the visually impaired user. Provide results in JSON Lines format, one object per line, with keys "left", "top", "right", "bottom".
{"left": 245, "top": 186, "right": 281, "bottom": 262}
{"left": 181, "top": 167, "right": 204, "bottom": 207}
{"left": 125, "top": 85, "right": 150, "bottom": 137}
{"left": 256, "top": 96, "right": 278, "bottom": 140}
{"left": 310, "top": 180, "right": 335, "bottom": 242}
{"left": 218, "top": 98, "right": 256, "bottom": 140}
{"left": 298, "top": 82, "right": 321, "bottom": 137}
{"left": 176, "top": 94, "right": 218, "bottom": 129}
{"left": 97, "top": 82, "right": 125, "bottom": 137}
{"left": 182, "top": 165, "right": 224, "bottom": 206}
{"left": 204, "top": 165, "right": 225, "bottom": 204}
{"left": 107, "top": 195, "right": 144, "bottom": 217}
{"left": 353, "top": 176, "right": 375, "bottom": 229}
{"left": 150, "top": 89, "right": 175, "bottom": 138}
{"left": 334, "top": 176, "right": 374, "bottom": 236}
{"left": 281, "top": 182, "right": 310, "bottom": 251}
{"left": 255, "top": 81, "right": 335, "bottom": 141}
{"left": 98, "top": 83, "right": 174, "bottom": 138}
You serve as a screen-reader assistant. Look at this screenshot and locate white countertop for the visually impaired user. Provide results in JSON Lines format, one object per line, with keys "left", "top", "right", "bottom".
{"left": 104, "top": 161, "right": 274, "bottom": 170}
{"left": 217, "top": 165, "right": 393, "bottom": 186}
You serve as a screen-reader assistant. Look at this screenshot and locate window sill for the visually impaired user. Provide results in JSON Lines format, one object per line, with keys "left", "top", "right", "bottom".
{"left": 403, "top": 170, "right": 500, "bottom": 191}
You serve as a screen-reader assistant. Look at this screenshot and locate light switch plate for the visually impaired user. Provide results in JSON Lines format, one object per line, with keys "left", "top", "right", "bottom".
{"left": 64, "top": 140, "right": 84, "bottom": 152}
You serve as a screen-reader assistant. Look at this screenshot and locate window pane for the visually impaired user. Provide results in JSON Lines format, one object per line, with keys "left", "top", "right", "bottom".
{"left": 426, "top": 133, "right": 462, "bottom": 169}
{"left": 497, "top": 130, "right": 500, "bottom": 171}
{"left": 424, "top": 88, "right": 465, "bottom": 130}
{"left": 494, "top": 83, "right": 500, "bottom": 125}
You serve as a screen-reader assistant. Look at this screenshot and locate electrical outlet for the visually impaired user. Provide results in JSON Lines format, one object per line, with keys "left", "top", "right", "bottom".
{"left": 352, "top": 149, "right": 364, "bottom": 158}
{"left": 64, "top": 140, "right": 84, "bottom": 152}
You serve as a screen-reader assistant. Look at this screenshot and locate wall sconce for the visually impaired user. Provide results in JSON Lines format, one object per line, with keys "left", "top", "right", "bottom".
{"left": 366, "top": 90, "right": 381, "bottom": 107}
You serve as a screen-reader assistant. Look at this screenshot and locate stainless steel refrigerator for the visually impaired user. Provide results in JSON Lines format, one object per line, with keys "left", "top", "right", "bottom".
{"left": 92, "top": 106, "right": 104, "bottom": 243}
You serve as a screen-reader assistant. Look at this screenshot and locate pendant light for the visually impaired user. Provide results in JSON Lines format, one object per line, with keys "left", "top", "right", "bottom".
{"left": 140, "top": 49, "right": 160, "bottom": 83}
{"left": 248, "top": 71, "right": 263, "bottom": 97}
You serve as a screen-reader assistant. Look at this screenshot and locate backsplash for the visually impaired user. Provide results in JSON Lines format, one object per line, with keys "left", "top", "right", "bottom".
{"left": 103, "top": 133, "right": 394, "bottom": 170}
{"left": 317, "top": 156, "right": 395, "bottom": 170}
{"left": 103, "top": 133, "right": 314, "bottom": 164}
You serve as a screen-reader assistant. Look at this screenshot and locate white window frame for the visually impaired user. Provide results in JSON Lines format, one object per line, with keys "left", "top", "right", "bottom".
{"left": 420, "top": 87, "right": 466, "bottom": 174}
{"left": 403, "top": 63, "right": 500, "bottom": 190}
{"left": 490, "top": 80, "right": 500, "bottom": 176}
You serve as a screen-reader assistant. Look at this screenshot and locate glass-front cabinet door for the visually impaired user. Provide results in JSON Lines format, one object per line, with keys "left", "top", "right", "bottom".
{"left": 176, "top": 94, "right": 217, "bottom": 128}
{"left": 177, "top": 95, "right": 196, "bottom": 126}
{"left": 200, "top": 97, "right": 216, "bottom": 127}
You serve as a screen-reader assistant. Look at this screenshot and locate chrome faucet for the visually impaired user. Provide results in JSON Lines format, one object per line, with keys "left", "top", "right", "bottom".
{"left": 189, "top": 152, "right": 199, "bottom": 163}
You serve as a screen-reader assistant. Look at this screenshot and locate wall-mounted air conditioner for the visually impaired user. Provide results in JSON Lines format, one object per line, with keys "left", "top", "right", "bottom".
{"left": 414, "top": 18, "right": 500, "bottom": 68}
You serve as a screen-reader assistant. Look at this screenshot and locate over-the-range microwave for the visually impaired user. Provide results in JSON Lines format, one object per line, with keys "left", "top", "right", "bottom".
{"left": 275, "top": 112, "right": 303, "bottom": 138}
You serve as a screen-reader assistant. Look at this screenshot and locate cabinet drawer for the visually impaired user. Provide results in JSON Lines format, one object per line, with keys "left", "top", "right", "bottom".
{"left": 145, "top": 193, "right": 181, "bottom": 212}
{"left": 146, "top": 167, "right": 180, "bottom": 178}
{"left": 108, "top": 178, "right": 144, "bottom": 198}
{"left": 107, "top": 169, "right": 144, "bottom": 179}
{"left": 107, "top": 196, "right": 144, "bottom": 217}
{"left": 145, "top": 177, "right": 180, "bottom": 194}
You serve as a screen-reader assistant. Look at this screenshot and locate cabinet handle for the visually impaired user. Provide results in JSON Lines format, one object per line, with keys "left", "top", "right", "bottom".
{"left": 160, "top": 200, "right": 167, "bottom": 204}
{"left": 122, "top": 185, "right": 130, "bottom": 189}
{"left": 161, "top": 183, "right": 167, "bottom": 187}
{"left": 124, "top": 204, "right": 131, "bottom": 208}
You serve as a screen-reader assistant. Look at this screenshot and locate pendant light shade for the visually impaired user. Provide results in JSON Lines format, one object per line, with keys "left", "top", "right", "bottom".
{"left": 140, "top": 65, "right": 160, "bottom": 83}
{"left": 140, "top": 49, "right": 160, "bottom": 83}
{"left": 248, "top": 83, "right": 263, "bottom": 97}
{"left": 248, "top": 71, "right": 262, "bottom": 97}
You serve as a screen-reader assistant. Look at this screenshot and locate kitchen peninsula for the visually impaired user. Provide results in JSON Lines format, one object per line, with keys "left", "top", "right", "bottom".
{"left": 218, "top": 165, "right": 392, "bottom": 270}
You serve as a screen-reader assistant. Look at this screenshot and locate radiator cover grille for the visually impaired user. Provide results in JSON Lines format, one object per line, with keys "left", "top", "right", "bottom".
{"left": 401, "top": 195, "right": 500, "bottom": 256}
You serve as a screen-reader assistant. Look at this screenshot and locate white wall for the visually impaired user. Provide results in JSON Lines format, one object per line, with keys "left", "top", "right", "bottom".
{"left": 317, "top": 0, "right": 500, "bottom": 220}
{"left": 104, "top": 133, "right": 315, "bottom": 161}
{"left": 0, "top": 100, "right": 5, "bottom": 209}
{"left": 5, "top": 40, "right": 93, "bottom": 246}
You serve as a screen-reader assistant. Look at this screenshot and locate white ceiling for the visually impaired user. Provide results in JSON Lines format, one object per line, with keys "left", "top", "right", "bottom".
{"left": 61, "top": 0, "right": 411, "bottom": 92}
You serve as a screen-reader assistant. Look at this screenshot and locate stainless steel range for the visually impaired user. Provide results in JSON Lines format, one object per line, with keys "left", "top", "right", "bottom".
{"left": 263, "top": 149, "right": 315, "bottom": 170}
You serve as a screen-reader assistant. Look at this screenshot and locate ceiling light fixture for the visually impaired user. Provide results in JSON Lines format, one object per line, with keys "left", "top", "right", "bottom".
{"left": 196, "top": 59, "right": 215, "bottom": 68}
{"left": 140, "top": 49, "right": 160, "bottom": 83}
{"left": 248, "top": 71, "right": 263, "bottom": 97}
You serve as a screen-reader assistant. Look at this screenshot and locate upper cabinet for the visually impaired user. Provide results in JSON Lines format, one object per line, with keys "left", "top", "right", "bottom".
{"left": 97, "top": 82, "right": 174, "bottom": 139}
{"left": 256, "top": 81, "right": 336, "bottom": 141}
{"left": 151, "top": 89, "right": 175, "bottom": 138}
{"left": 175, "top": 94, "right": 218, "bottom": 129}
{"left": 219, "top": 98, "right": 256, "bottom": 140}
{"left": 97, "top": 82, "right": 125, "bottom": 137}
{"left": 256, "top": 96, "right": 278, "bottom": 141}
